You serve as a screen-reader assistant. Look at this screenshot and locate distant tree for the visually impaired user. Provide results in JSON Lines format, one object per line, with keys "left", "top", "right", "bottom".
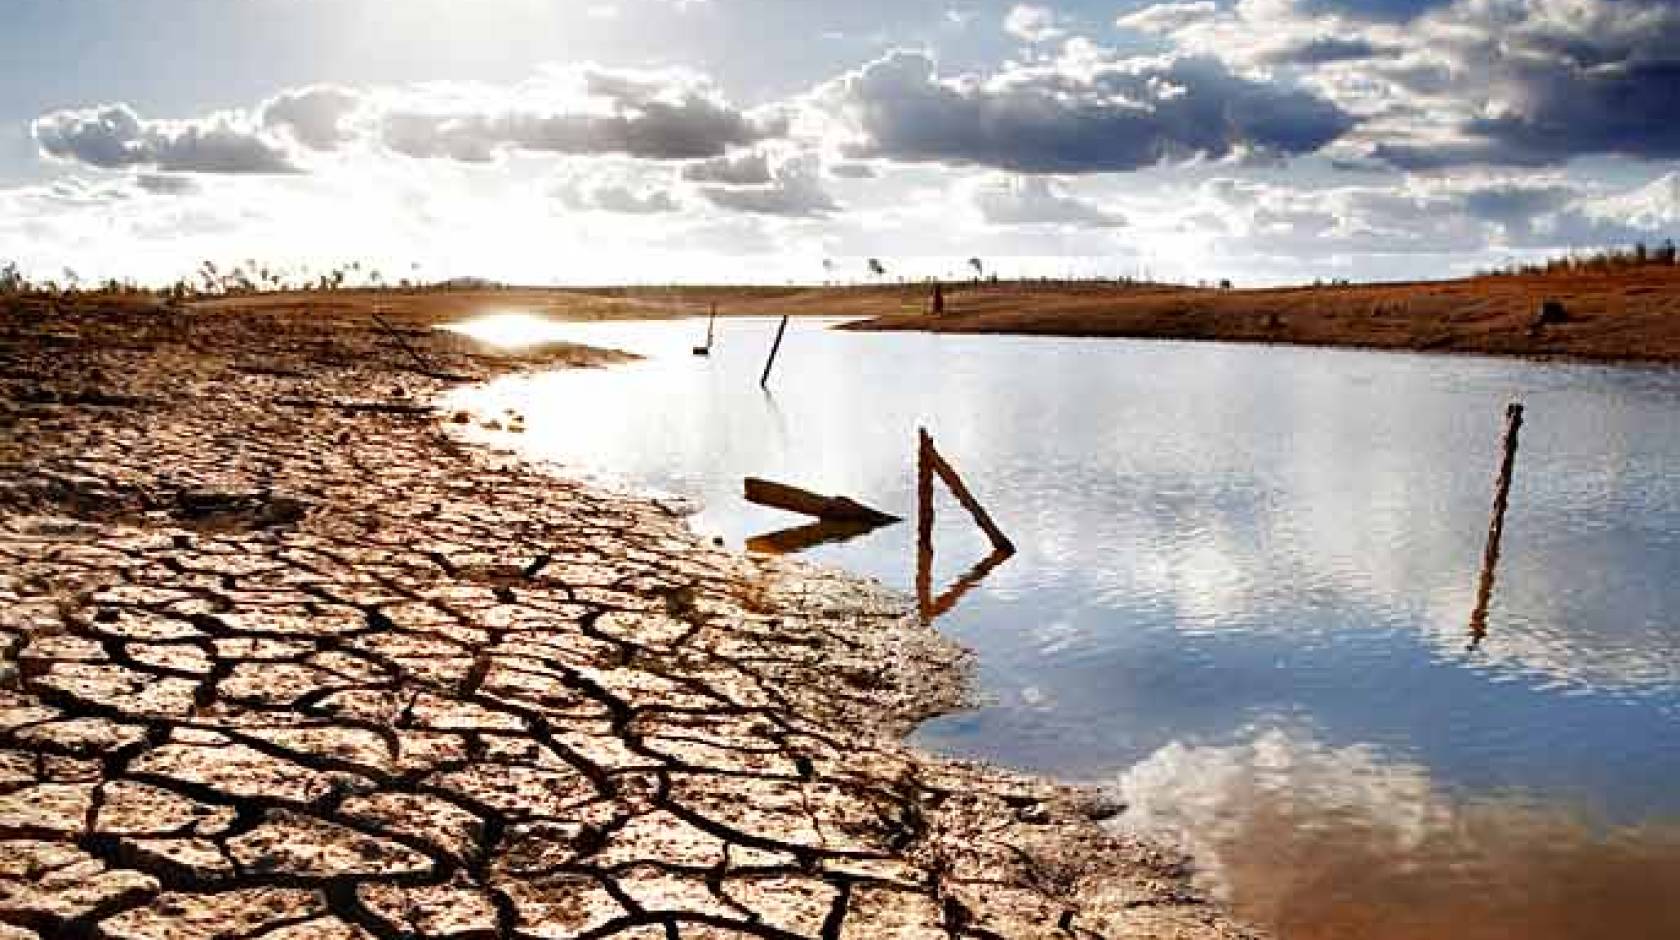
{"left": 867, "top": 258, "right": 886, "bottom": 279}
{"left": 0, "top": 262, "right": 23, "bottom": 294}
{"left": 968, "top": 257, "right": 983, "bottom": 280}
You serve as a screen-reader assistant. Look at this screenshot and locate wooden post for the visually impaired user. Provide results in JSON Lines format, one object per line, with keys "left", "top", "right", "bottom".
{"left": 919, "top": 429, "right": 1015, "bottom": 554}
{"left": 1469, "top": 402, "right": 1524, "bottom": 646}
{"left": 760, "top": 315, "right": 790, "bottom": 388}
{"left": 706, "top": 302, "right": 717, "bottom": 348}
{"left": 916, "top": 432, "right": 936, "bottom": 619}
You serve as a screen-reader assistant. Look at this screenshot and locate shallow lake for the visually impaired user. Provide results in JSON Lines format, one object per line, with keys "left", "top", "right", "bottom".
{"left": 446, "top": 313, "right": 1680, "bottom": 939}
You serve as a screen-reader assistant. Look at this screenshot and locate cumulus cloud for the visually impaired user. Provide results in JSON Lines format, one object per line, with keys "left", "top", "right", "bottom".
{"left": 33, "top": 103, "right": 297, "bottom": 174}
{"left": 1133, "top": 0, "right": 1680, "bottom": 167}
{"left": 827, "top": 162, "right": 878, "bottom": 179}
{"left": 261, "top": 86, "right": 362, "bottom": 150}
{"left": 818, "top": 47, "right": 1355, "bottom": 173}
{"left": 555, "top": 176, "right": 680, "bottom": 214}
{"left": 972, "top": 175, "right": 1126, "bottom": 227}
{"left": 699, "top": 154, "right": 836, "bottom": 216}
{"left": 682, "top": 150, "right": 773, "bottom": 185}
{"left": 1115, "top": 1, "right": 1220, "bottom": 35}
{"left": 34, "top": 66, "right": 784, "bottom": 175}
{"left": 1004, "top": 4, "right": 1065, "bottom": 42}
{"left": 378, "top": 65, "right": 785, "bottom": 163}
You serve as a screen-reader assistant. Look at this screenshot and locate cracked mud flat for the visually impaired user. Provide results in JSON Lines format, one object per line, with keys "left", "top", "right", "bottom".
{"left": 0, "top": 296, "right": 1256, "bottom": 939}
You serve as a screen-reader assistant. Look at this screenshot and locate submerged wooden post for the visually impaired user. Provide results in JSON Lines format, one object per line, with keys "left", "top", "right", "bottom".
{"left": 760, "top": 315, "right": 790, "bottom": 388}
{"left": 1469, "top": 402, "right": 1524, "bottom": 646}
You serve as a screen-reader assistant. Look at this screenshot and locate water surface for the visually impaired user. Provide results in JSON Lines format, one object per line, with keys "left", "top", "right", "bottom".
{"left": 446, "top": 315, "right": 1680, "bottom": 938}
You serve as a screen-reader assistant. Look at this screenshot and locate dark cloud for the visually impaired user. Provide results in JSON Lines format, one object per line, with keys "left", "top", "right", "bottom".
{"left": 33, "top": 104, "right": 296, "bottom": 174}
{"left": 1361, "top": 0, "right": 1680, "bottom": 167}
{"left": 828, "top": 50, "right": 1354, "bottom": 173}
{"left": 683, "top": 151, "right": 773, "bottom": 184}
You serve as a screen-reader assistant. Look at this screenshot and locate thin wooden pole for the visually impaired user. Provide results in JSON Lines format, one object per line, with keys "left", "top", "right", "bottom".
{"left": 1469, "top": 402, "right": 1524, "bottom": 647}
{"left": 706, "top": 303, "right": 717, "bottom": 348}
{"left": 760, "top": 315, "right": 790, "bottom": 389}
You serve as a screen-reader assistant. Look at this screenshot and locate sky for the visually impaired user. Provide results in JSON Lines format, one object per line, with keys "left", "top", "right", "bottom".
{"left": 3, "top": 0, "right": 1680, "bottom": 286}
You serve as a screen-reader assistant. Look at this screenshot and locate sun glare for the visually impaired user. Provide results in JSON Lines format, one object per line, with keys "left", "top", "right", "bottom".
{"left": 443, "top": 311, "right": 572, "bottom": 348}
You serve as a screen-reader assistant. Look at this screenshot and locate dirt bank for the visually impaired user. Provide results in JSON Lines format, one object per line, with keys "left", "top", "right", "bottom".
{"left": 840, "top": 269, "right": 1680, "bottom": 364}
{"left": 0, "top": 293, "right": 1256, "bottom": 938}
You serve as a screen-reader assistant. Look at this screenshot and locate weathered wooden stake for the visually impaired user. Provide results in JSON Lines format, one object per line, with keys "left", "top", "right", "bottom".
{"left": 760, "top": 315, "right": 790, "bottom": 388}
{"left": 919, "top": 429, "right": 1015, "bottom": 554}
{"left": 915, "top": 428, "right": 1015, "bottom": 621}
{"left": 1469, "top": 402, "right": 1524, "bottom": 646}
{"left": 916, "top": 434, "right": 937, "bottom": 618}
{"left": 694, "top": 303, "right": 717, "bottom": 356}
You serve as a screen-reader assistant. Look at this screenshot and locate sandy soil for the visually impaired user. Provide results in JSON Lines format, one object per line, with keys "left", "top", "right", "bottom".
{"left": 195, "top": 266, "right": 1680, "bottom": 364}
{"left": 0, "top": 292, "right": 1257, "bottom": 939}
{"left": 840, "top": 269, "right": 1680, "bottom": 364}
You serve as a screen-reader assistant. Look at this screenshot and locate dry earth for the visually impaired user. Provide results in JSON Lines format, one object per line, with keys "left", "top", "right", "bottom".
{"left": 0, "top": 295, "right": 1256, "bottom": 939}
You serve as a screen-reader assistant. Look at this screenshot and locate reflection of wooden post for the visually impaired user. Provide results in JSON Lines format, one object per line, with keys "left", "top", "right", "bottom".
{"left": 1470, "top": 402, "right": 1524, "bottom": 647}
{"left": 707, "top": 303, "right": 717, "bottom": 348}
{"left": 760, "top": 315, "right": 790, "bottom": 388}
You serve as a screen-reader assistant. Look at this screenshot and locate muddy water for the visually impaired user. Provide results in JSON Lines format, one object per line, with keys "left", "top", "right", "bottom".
{"left": 446, "top": 314, "right": 1680, "bottom": 938}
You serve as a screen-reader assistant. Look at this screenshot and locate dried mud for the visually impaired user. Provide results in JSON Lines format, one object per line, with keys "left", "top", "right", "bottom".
{"left": 0, "top": 296, "right": 1256, "bottom": 939}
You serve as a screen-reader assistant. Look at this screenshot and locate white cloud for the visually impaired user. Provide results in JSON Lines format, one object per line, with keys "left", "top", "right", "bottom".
{"left": 1004, "top": 4, "right": 1065, "bottom": 42}
{"left": 971, "top": 175, "right": 1126, "bottom": 227}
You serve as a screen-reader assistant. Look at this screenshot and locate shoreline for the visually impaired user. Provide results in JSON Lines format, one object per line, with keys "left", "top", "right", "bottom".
{"left": 185, "top": 266, "right": 1680, "bottom": 366}
{"left": 0, "top": 295, "right": 1258, "bottom": 938}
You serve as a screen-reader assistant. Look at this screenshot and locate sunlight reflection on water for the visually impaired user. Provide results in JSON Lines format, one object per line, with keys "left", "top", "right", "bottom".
{"left": 441, "top": 312, "right": 1680, "bottom": 938}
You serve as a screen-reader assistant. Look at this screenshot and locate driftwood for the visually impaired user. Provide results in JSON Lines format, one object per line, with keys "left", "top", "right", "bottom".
{"left": 1469, "top": 402, "right": 1524, "bottom": 647}
{"left": 743, "top": 478, "right": 900, "bottom": 525}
